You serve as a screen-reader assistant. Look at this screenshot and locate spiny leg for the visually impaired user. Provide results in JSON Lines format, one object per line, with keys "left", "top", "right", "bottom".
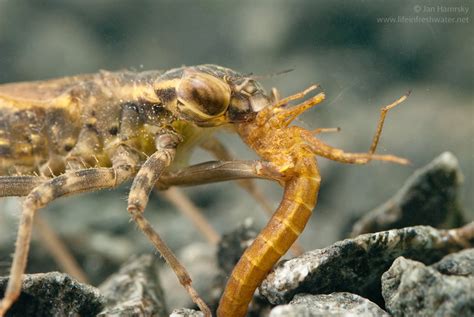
{"left": 114, "top": 105, "right": 210, "bottom": 310}
{"left": 128, "top": 209, "right": 211, "bottom": 315}
{"left": 149, "top": 137, "right": 223, "bottom": 245}
{"left": 201, "top": 137, "right": 305, "bottom": 255}
{"left": 127, "top": 132, "right": 181, "bottom": 213}
{"left": 0, "top": 169, "right": 126, "bottom": 315}
{"left": 0, "top": 175, "right": 88, "bottom": 282}
{"left": 159, "top": 151, "right": 279, "bottom": 247}
{"left": 31, "top": 100, "right": 141, "bottom": 282}
{"left": 26, "top": 104, "right": 112, "bottom": 281}
{"left": 159, "top": 159, "right": 312, "bottom": 258}
{"left": 0, "top": 145, "right": 138, "bottom": 316}
{"left": 159, "top": 160, "right": 305, "bottom": 256}
{"left": 32, "top": 103, "right": 124, "bottom": 283}
{"left": 127, "top": 132, "right": 211, "bottom": 316}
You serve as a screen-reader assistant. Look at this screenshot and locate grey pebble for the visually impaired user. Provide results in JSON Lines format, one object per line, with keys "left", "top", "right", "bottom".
{"left": 270, "top": 292, "right": 390, "bottom": 317}
{"left": 382, "top": 256, "right": 474, "bottom": 317}
{"left": 260, "top": 223, "right": 473, "bottom": 305}
{"left": 432, "top": 248, "right": 474, "bottom": 276}
{"left": 0, "top": 272, "right": 104, "bottom": 317}
{"left": 350, "top": 152, "right": 465, "bottom": 237}
{"left": 170, "top": 308, "right": 204, "bottom": 317}
{"left": 98, "top": 254, "right": 167, "bottom": 317}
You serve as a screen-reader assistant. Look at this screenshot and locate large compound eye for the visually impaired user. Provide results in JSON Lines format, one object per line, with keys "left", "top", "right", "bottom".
{"left": 176, "top": 70, "right": 231, "bottom": 119}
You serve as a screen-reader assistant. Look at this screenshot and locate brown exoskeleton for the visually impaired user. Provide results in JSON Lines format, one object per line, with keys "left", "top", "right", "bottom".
{"left": 0, "top": 64, "right": 408, "bottom": 316}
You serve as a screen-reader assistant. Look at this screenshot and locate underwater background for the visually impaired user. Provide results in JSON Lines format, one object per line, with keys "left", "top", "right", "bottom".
{"left": 0, "top": 0, "right": 472, "bottom": 309}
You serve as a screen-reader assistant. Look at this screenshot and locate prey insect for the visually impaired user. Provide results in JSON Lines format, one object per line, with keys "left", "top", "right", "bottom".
{"left": 0, "top": 64, "right": 408, "bottom": 316}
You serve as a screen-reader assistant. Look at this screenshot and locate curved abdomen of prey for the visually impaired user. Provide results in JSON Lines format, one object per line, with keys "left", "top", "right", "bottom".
{"left": 217, "top": 158, "right": 320, "bottom": 316}
{"left": 218, "top": 85, "right": 408, "bottom": 316}
{"left": 217, "top": 90, "right": 326, "bottom": 316}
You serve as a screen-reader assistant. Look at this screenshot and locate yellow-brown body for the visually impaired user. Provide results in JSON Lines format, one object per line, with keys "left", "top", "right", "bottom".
{"left": 217, "top": 91, "right": 323, "bottom": 316}
{"left": 217, "top": 161, "right": 319, "bottom": 316}
{"left": 0, "top": 71, "right": 157, "bottom": 174}
{"left": 0, "top": 65, "right": 265, "bottom": 176}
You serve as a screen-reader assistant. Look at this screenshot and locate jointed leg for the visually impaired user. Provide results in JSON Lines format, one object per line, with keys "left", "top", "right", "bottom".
{"left": 305, "top": 93, "right": 410, "bottom": 165}
{"left": 127, "top": 133, "right": 180, "bottom": 213}
{"left": 159, "top": 159, "right": 305, "bottom": 255}
{"left": 129, "top": 206, "right": 211, "bottom": 316}
{"left": 200, "top": 137, "right": 276, "bottom": 214}
{"left": 180, "top": 143, "right": 283, "bottom": 209}
{"left": 157, "top": 159, "right": 281, "bottom": 246}
{"left": 0, "top": 146, "right": 137, "bottom": 316}
{"left": 272, "top": 84, "right": 319, "bottom": 108}
{"left": 159, "top": 160, "right": 284, "bottom": 187}
{"left": 0, "top": 176, "right": 88, "bottom": 283}
{"left": 127, "top": 132, "right": 211, "bottom": 316}
{"left": 368, "top": 92, "right": 410, "bottom": 155}
{"left": 309, "top": 140, "right": 409, "bottom": 164}
{"left": 157, "top": 158, "right": 290, "bottom": 248}
{"left": 150, "top": 138, "right": 222, "bottom": 245}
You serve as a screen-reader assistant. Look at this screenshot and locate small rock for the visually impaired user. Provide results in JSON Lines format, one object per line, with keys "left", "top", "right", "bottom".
{"left": 170, "top": 308, "right": 204, "bottom": 317}
{"left": 270, "top": 292, "right": 389, "bottom": 317}
{"left": 0, "top": 272, "right": 104, "bottom": 317}
{"left": 217, "top": 218, "right": 259, "bottom": 275}
{"left": 260, "top": 223, "right": 473, "bottom": 305}
{"left": 98, "top": 254, "right": 167, "bottom": 316}
{"left": 432, "top": 248, "right": 474, "bottom": 276}
{"left": 350, "top": 152, "right": 465, "bottom": 237}
{"left": 382, "top": 256, "right": 474, "bottom": 317}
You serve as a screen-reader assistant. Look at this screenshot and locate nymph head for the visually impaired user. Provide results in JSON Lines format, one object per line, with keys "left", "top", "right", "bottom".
{"left": 154, "top": 65, "right": 271, "bottom": 127}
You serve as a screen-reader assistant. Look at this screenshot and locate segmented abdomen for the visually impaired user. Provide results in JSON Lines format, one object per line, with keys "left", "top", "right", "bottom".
{"left": 217, "top": 159, "right": 320, "bottom": 317}
{"left": 0, "top": 71, "right": 166, "bottom": 176}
